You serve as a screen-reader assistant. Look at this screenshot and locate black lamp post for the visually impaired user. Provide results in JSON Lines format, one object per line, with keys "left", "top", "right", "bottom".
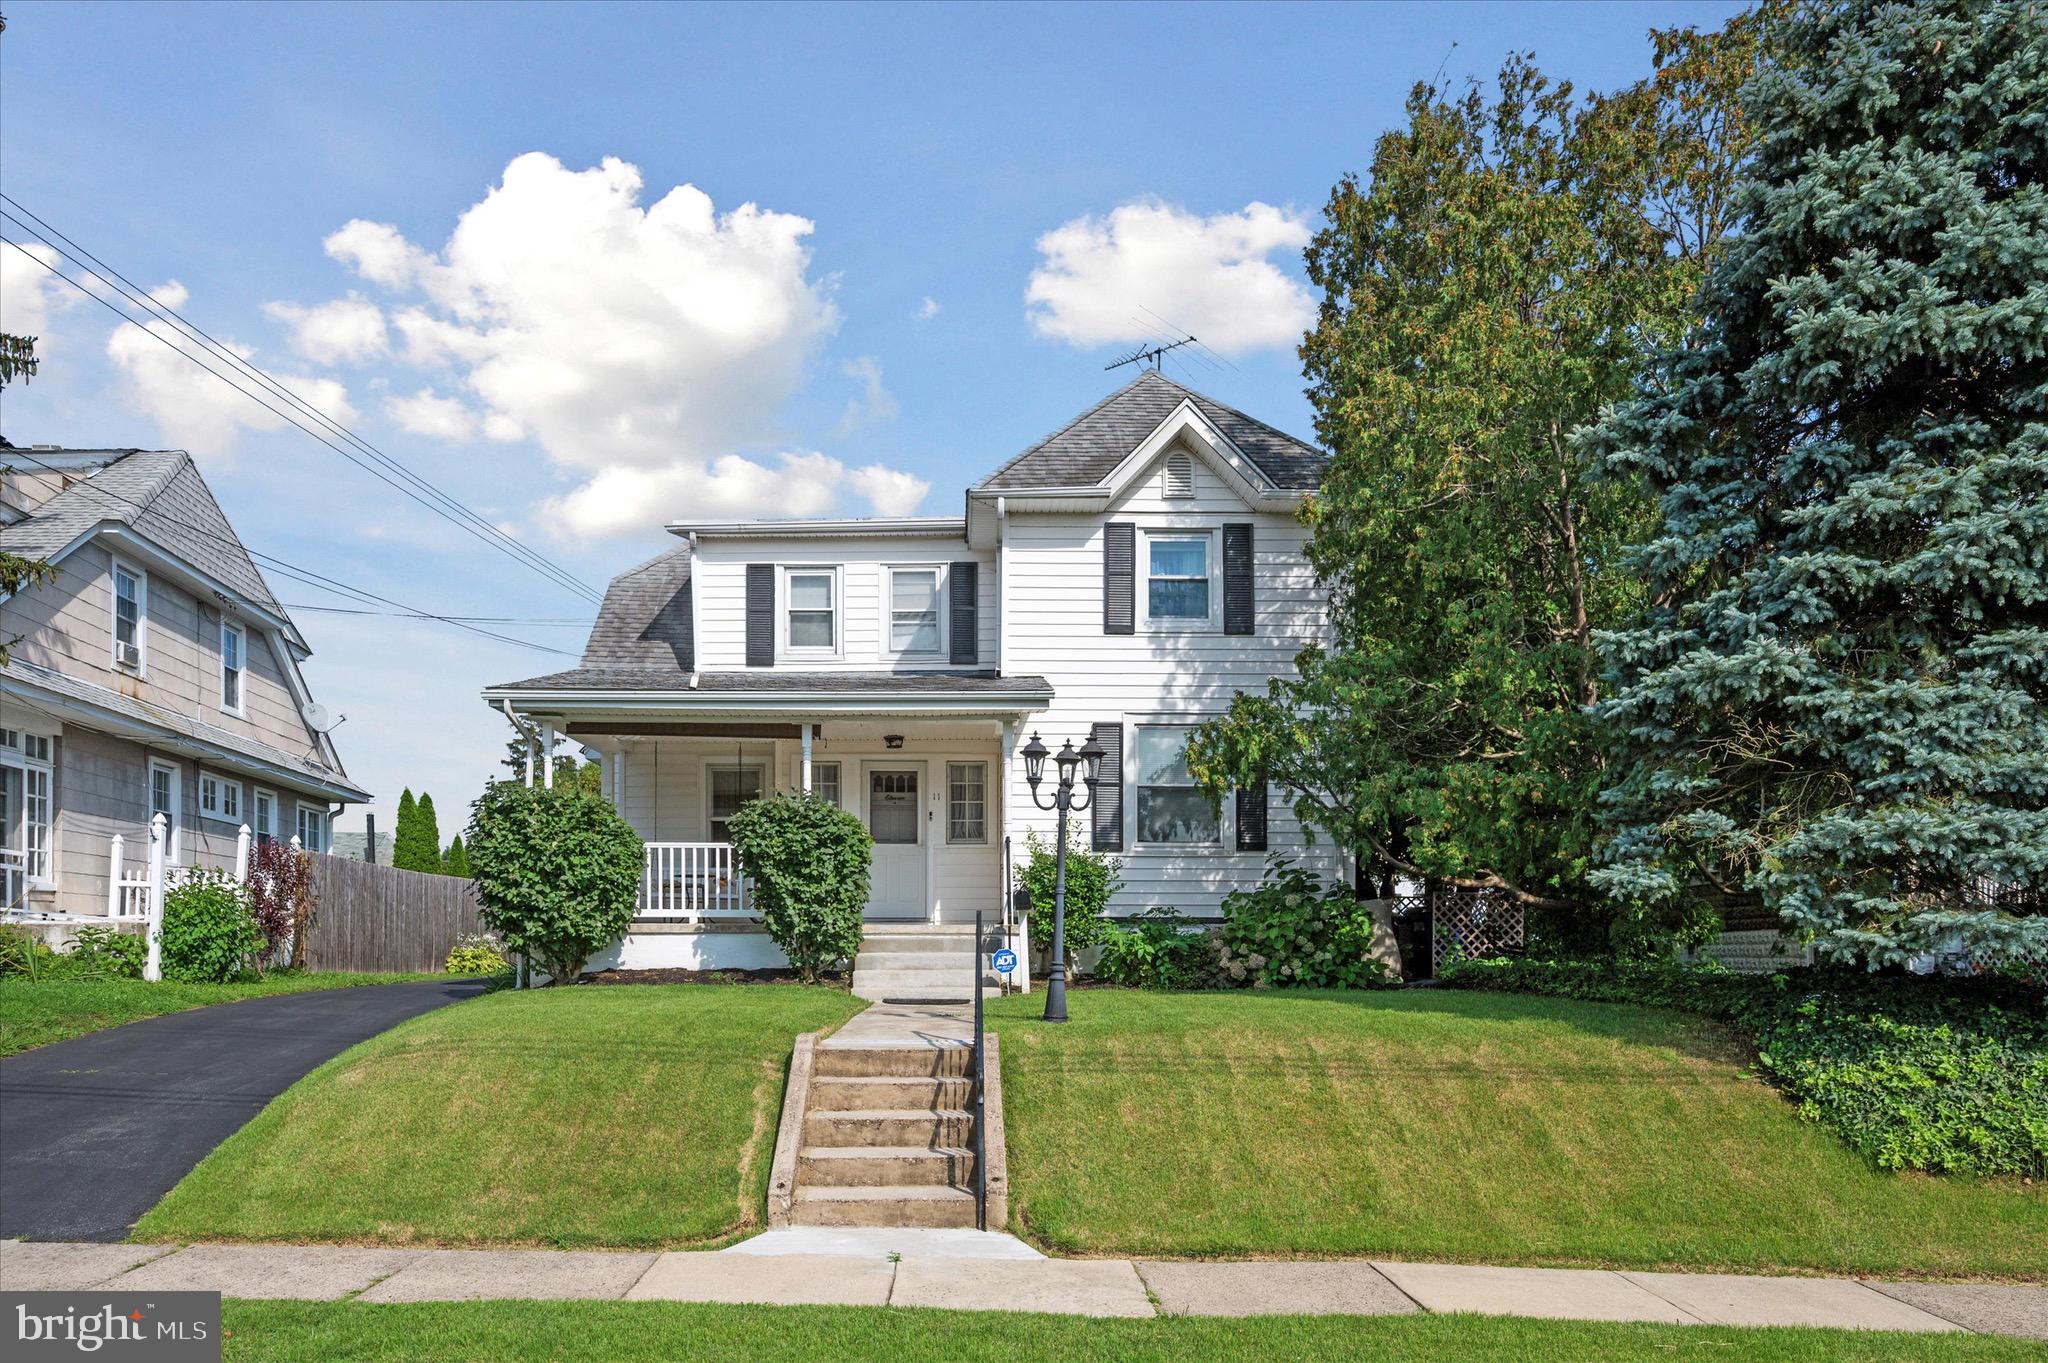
{"left": 1022, "top": 729, "right": 1105, "bottom": 1022}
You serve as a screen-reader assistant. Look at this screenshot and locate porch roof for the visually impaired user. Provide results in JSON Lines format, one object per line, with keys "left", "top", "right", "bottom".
{"left": 482, "top": 668, "right": 1053, "bottom": 717}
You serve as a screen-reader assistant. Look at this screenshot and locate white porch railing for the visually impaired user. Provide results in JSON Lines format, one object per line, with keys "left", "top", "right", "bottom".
{"left": 642, "top": 842, "right": 751, "bottom": 920}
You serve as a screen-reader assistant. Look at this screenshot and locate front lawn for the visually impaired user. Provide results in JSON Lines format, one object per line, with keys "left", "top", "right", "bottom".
{"left": 136, "top": 984, "right": 864, "bottom": 1248}
{"left": 0, "top": 972, "right": 470, "bottom": 1057}
{"left": 218, "top": 1301, "right": 2036, "bottom": 1363}
{"left": 988, "top": 990, "right": 2048, "bottom": 1277}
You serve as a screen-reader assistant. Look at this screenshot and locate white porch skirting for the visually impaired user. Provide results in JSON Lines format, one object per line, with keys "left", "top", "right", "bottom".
{"left": 589, "top": 926, "right": 790, "bottom": 972}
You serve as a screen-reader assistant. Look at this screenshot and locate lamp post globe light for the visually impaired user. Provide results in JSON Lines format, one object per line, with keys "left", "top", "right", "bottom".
{"left": 1022, "top": 730, "right": 1105, "bottom": 1023}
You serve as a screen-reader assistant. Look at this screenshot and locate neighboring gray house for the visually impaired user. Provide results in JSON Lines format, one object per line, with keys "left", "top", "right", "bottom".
{"left": 1, "top": 444, "right": 369, "bottom": 918}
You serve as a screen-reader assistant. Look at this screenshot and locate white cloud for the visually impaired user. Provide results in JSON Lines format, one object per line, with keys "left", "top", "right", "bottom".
{"left": 915, "top": 296, "right": 940, "bottom": 320}
{"left": 847, "top": 464, "right": 929, "bottom": 516}
{"left": 1025, "top": 199, "right": 1314, "bottom": 356}
{"left": 835, "top": 355, "right": 898, "bottom": 435}
{"left": 264, "top": 294, "right": 388, "bottom": 364}
{"left": 314, "top": 152, "right": 932, "bottom": 538}
{"left": 0, "top": 242, "right": 76, "bottom": 345}
{"left": 385, "top": 386, "right": 480, "bottom": 440}
{"left": 106, "top": 281, "right": 356, "bottom": 456}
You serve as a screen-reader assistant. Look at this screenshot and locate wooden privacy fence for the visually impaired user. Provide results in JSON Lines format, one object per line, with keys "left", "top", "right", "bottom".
{"left": 301, "top": 852, "right": 486, "bottom": 972}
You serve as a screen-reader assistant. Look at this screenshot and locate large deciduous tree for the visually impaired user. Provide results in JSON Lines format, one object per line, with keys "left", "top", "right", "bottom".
{"left": 1188, "top": 13, "right": 1776, "bottom": 948}
{"left": 1588, "top": 0, "right": 2047, "bottom": 968}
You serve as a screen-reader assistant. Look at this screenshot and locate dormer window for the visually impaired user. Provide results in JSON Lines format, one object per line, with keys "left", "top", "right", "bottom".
{"left": 781, "top": 567, "right": 840, "bottom": 657}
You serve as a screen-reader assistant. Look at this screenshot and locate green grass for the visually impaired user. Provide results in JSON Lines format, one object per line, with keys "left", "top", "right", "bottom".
{"left": 218, "top": 1301, "right": 2043, "bottom": 1362}
{"left": 136, "top": 984, "right": 865, "bottom": 1249}
{"left": 987, "top": 989, "right": 2048, "bottom": 1277}
{"left": 0, "top": 972, "right": 472, "bottom": 1057}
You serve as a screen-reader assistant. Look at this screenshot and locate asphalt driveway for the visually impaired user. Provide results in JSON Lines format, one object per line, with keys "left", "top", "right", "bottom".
{"left": 0, "top": 979, "right": 487, "bottom": 1241}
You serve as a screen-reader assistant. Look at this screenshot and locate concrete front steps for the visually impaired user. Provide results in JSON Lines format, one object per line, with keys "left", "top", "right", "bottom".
{"left": 851, "top": 923, "right": 1005, "bottom": 1004}
{"left": 789, "top": 1031, "right": 984, "bottom": 1230}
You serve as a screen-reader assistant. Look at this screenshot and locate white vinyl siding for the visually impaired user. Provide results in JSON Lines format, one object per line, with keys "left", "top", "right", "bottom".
{"left": 998, "top": 447, "right": 1345, "bottom": 917}
{"left": 690, "top": 539, "right": 997, "bottom": 671}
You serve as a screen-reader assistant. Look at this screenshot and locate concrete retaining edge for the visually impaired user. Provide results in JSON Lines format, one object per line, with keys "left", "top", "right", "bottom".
{"left": 766, "top": 1032, "right": 818, "bottom": 1229}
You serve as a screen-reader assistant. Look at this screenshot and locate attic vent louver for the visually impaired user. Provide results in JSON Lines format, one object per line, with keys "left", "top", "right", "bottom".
{"left": 1163, "top": 451, "right": 1194, "bottom": 498}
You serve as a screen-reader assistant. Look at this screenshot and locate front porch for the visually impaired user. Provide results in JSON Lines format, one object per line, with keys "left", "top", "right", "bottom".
{"left": 602, "top": 720, "right": 1011, "bottom": 928}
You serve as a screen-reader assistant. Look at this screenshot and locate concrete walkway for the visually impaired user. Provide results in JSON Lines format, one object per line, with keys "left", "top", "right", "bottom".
{"left": 0, "top": 979, "right": 489, "bottom": 1242}
{"left": 4, "top": 1239, "right": 2042, "bottom": 1338}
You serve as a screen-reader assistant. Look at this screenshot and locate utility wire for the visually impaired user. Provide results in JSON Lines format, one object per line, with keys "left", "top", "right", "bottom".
{"left": 282, "top": 604, "right": 593, "bottom": 625}
{"left": 6, "top": 449, "right": 581, "bottom": 658}
{"left": 0, "top": 208, "right": 601, "bottom": 604}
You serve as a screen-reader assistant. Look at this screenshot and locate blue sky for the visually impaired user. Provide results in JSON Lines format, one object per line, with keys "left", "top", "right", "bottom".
{"left": 1, "top": 0, "right": 1743, "bottom": 838}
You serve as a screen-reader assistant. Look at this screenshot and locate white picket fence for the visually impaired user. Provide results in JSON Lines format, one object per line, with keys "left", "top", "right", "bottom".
{"left": 110, "top": 814, "right": 277, "bottom": 981}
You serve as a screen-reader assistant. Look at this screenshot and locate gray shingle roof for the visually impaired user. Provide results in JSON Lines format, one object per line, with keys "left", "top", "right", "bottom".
{"left": 976, "top": 370, "right": 1327, "bottom": 492}
{"left": 0, "top": 449, "right": 286, "bottom": 617}
{"left": 580, "top": 547, "right": 693, "bottom": 670}
{"left": 491, "top": 668, "right": 1051, "bottom": 696}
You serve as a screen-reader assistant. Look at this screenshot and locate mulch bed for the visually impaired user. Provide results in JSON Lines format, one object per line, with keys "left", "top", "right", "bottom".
{"left": 578, "top": 967, "right": 850, "bottom": 988}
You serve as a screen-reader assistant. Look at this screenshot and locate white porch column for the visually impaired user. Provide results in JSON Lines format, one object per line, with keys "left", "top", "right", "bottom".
{"left": 143, "top": 813, "right": 167, "bottom": 982}
{"left": 801, "top": 723, "right": 813, "bottom": 793}
{"left": 540, "top": 722, "right": 556, "bottom": 788}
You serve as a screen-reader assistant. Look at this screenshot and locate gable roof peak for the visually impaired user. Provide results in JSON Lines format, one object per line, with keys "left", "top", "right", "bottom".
{"left": 974, "top": 370, "right": 1326, "bottom": 494}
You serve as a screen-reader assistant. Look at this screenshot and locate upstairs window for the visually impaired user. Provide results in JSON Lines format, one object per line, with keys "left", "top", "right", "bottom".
{"left": 220, "top": 621, "right": 246, "bottom": 714}
{"left": 112, "top": 560, "right": 146, "bottom": 670}
{"left": 785, "top": 570, "right": 837, "bottom": 652}
{"left": 888, "top": 567, "right": 943, "bottom": 656}
{"left": 1144, "top": 534, "right": 1212, "bottom": 625}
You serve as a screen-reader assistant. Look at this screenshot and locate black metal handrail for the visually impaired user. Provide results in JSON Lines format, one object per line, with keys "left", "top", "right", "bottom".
{"left": 972, "top": 908, "right": 987, "bottom": 1232}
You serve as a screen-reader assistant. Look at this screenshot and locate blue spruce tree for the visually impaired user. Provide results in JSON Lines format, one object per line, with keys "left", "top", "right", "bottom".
{"left": 1588, "top": 0, "right": 2047, "bottom": 968}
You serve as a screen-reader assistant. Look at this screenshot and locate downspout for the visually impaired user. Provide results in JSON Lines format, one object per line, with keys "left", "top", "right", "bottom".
{"left": 994, "top": 497, "right": 1006, "bottom": 676}
{"left": 685, "top": 531, "right": 701, "bottom": 689}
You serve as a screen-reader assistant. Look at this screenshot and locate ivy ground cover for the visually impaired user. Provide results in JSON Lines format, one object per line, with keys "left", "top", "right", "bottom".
{"left": 987, "top": 990, "right": 2046, "bottom": 1277}
{"left": 136, "top": 984, "right": 863, "bottom": 1248}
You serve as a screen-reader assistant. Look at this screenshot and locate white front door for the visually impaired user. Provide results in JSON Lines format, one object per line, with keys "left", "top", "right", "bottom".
{"left": 864, "top": 764, "right": 926, "bottom": 920}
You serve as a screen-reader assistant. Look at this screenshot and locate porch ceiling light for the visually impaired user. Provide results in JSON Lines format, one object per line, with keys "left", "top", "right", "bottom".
{"left": 884, "top": 733, "right": 905, "bottom": 750}
{"left": 1020, "top": 731, "right": 1049, "bottom": 788}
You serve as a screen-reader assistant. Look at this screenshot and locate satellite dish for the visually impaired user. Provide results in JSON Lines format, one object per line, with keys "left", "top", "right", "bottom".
{"left": 301, "top": 701, "right": 336, "bottom": 732}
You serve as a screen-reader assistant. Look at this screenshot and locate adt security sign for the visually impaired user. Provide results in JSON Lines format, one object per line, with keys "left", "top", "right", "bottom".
{"left": 991, "top": 948, "right": 1018, "bottom": 975}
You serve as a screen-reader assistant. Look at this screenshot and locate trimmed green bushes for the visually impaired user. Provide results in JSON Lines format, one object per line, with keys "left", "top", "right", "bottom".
{"left": 1018, "top": 822, "right": 1122, "bottom": 962}
{"left": 1095, "top": 909, "right": 1219, "bottom": 990}
{"left": 1219, "top": 856, "right": 1397, "bottom": 989}
{"left": 466, "top": 781, "right": 642, "bottom": 983}
{"left": 161, "top": 870, "right": 263, "bottom": 983}
{"left": 1439, "top": 958, "right": 2048, "bottom": 1178}
{"left": 726, "top": 792, "right": 871, "bottom": 983}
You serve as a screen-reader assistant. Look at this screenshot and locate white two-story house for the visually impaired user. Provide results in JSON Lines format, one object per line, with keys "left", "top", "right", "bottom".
{"left": 2, "top": 445, "right": 368, "bottom": 924}
{"left": 481, "top": 371, "right": 1344, "bottom": 970}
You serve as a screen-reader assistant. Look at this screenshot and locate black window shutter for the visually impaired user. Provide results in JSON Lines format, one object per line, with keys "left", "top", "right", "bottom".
{"left": 1104, "top": 522, "right": 1135, "bottom": 634}
{"left": 744, "top": 564, "right": 774, "bottom": 667}
{"left": 1223, "top": 523, "right": 1255, "bottom": 636}
{"left": 1236, "top": 778, "right": 1268, "bottom": 852}
{"left": 1090, "top": 721, "right": 1124, "bottom": 851}
{"left": 949, "top": 562, "right": 979, "bottom": 665}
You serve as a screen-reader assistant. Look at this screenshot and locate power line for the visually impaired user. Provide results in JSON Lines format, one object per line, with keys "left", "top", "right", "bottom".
{"left": 0, "top": 205, "right": 601, "bottom": 605}
{"left": 282, "top": 604, "right": 594, "bottom": 625}
{"left": 6, "top": 449, "right": 580, "bottom": 658}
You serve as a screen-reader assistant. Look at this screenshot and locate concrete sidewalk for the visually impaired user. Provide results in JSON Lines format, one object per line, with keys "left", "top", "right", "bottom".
{"left": 3, "top": 1239, "right": 2043, "bottom": 1339}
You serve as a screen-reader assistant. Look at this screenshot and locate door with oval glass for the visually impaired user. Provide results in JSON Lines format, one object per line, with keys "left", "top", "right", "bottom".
{"left": 863, "top": 764, "right": 926, "bottom": 920}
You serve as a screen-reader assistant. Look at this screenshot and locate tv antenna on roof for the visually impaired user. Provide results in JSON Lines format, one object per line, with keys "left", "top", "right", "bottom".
{"left": 1104, "top": 335, "right": 1196, "bottom": 372}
